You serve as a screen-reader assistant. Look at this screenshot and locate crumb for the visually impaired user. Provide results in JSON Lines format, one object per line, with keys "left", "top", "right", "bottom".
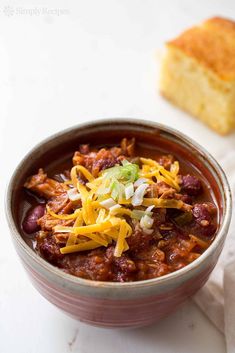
{"left": 188, "top": 322, "right": 195, "bottom": 330}
{"left": 68, "top": 329, "right": 79, "bottom": 351}
{"left": 228, "top": 250, "right": 234, "bottom": 257}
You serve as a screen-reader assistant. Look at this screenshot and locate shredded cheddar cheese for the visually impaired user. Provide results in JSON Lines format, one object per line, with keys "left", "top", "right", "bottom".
{"left": 140, "top": 157, "right": 180, "bottom": 191}
{"left": 66, "top": 233, "right": 78, "bottom": 246}
{"left": 71, "top": 165, "right": 94, "bottom": 187}
{"left": 60, "top": 240, "right": 101, "bottom": 254}
{"left": 54, "top": 221, "right": 113, "bottom": 235}
{"left": 142, "top": 198, "right": 184, "bottom": 209}
{"left": 46, "top": 156, "right": 185, "bottom": 257}
{"left": 114, "top": 220, "right": 128, "bottom": 257}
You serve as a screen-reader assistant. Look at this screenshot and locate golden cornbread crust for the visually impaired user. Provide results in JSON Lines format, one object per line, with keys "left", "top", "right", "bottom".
{"left": 160, "top": 17, "right": 235, "bottom": 135}
{"left": 168, "top": 17, "right": 235, "bottom": 81}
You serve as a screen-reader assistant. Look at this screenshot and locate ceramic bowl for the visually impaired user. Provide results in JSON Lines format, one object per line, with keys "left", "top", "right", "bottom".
{"left": 6, "top": 119, "right": 232, "bottom": 328}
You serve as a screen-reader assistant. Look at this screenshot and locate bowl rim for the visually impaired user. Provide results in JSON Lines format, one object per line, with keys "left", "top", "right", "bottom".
{"left": 5, "top": 118, "right": 232, "bottom": 289}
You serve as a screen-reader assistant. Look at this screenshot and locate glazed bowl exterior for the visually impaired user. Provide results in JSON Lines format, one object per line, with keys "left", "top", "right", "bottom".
{"left": 6, "top": 119, "right": 232, "bottom": 328}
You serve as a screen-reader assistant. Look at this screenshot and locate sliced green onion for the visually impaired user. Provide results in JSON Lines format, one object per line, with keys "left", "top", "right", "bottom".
{"left": 142, "top": 228, "right": 154, "bottom": 235}
{"left": 97, "top": 186, "right": 110, "bottom": 195}
{"left": 109, "top": 204, "right": 122, "bottom": 214}
{"left": 100, "top": 198, "right": 117, "bottom": 209}
{"left": 125, "top": 183, "right": 134, "bottom": 199}
{"left": 110, "top": 178, "right": 119, "bottom": 200}
{"left": 131, "top": 210, "right": 147, "bottom": 220}
{"left": 117, "top": 183, "right": 125, "bottom": 202}
{"left": 67, "top": 188, "right": 81, "bottom": 201}
{"left": 102, "top": 162, "right": 139, "bottom": 184}
{"left": 146, "top": 205, "right": 155, "bottom": 212}
{"left": 131, "top": 183, "right": 148, "bottom": 206}
{"left": 134, "top": 178, "right": 148, "bottom": 187}
{"left": 121, "top": 159, "right": 131, "bottom": 166}
{"left": 140, "top": 214, "right": 154, "bottom": 229}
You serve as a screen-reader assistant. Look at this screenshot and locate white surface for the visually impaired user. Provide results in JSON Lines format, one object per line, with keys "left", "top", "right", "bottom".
{"left": 1, "top": 0, "right": 234, "bottom": 352}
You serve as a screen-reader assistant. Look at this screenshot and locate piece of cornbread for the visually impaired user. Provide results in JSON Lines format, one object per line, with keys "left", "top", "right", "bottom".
{"left": 160, "top": 17, "right": 235, "bottom": 135}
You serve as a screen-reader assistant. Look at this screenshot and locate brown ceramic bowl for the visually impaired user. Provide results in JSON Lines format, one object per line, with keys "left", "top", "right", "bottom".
{"left": 5, "top": 119, "right": 232, "bottom": 328}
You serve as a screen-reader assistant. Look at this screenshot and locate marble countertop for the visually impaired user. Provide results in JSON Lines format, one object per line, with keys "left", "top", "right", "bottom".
{"left": 1, "top": 1, "right": 234, "bottom": 352}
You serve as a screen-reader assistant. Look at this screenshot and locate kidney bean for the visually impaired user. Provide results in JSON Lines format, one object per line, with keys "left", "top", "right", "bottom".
{"left": 181, "top": 175, "right": 202, "bottom": 196}
{"left": 192, "top": 203, "right": 212, "bottom": 224}
{"left": 22, "top": 204, "right": 45, "bottom": 234}
{"left": 192, "top": 203, "right": 217, "bottom": 237}
{"left": 39, "top": 236, "right": 62, "bottom": 264}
